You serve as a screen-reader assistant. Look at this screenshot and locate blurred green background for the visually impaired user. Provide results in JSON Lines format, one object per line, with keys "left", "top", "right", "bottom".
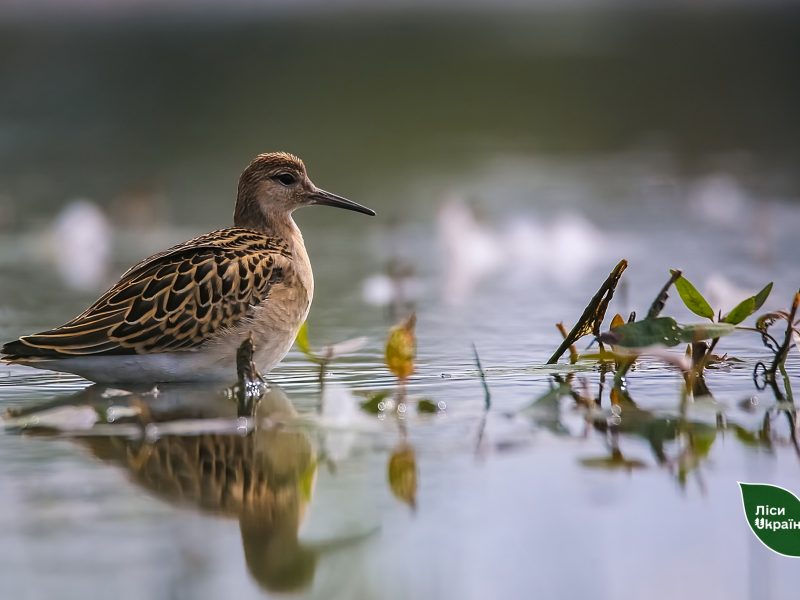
{"left": 1, "top": 2, "right": 799, "bottom": 231}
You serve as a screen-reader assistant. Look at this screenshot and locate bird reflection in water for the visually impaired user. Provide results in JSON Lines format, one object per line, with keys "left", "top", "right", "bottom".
{"left": 10, "top": 380, "right": 364, "bottom": 593}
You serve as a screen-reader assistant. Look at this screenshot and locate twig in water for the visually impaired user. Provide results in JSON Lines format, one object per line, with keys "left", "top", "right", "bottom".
{"left": 753, "top": 290, "right": 799, "bottom": 398}
{"left": 555, "top": 322, "right": 579, "bottom": 364}
{"left": 547, "top": 259, "right": 628, "bottom": 364}
{"left": 648, "top": 269, "right": 682, "bottom": 319}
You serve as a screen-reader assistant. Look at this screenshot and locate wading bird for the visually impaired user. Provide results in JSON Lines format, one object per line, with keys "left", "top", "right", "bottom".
{"left": 2, "top": 152, "right": 375, "bottom": 383}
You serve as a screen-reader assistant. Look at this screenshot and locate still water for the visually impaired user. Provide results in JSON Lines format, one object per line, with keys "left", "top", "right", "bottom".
{"left": 1, "top": 189, "right": 799, "bottom": 599}
{"left": 2, "top": 11, "right": 800, "bottom": 600}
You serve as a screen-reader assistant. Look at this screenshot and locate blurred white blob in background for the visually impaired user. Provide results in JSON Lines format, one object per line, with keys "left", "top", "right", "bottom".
{"left": 438, "top": 195, "right": 613, "bottom": 303}
{"left": 51, "top": 199, "right": 111, "bottom": 290}
{"left": 686, "top": 174, "right": 749, "bottom": 227}
{"left": 505, "top": 212, "right": 606, "bottom": 286}
{"left": 362, "top": 274, "right": 400, "bottom": 306}
{"left": 438, "top": 196, "right": 505, "bottom": 303}
{"left": 361, "top": 261, "right": 424, "bottom": 308}
{"left": 704, "top": 273, "right": 762, "bottom": 315}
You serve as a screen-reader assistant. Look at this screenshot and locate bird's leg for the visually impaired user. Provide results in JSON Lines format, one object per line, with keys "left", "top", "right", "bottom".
{"left": 233, "top": 334, "right": 266, "bottom": 418}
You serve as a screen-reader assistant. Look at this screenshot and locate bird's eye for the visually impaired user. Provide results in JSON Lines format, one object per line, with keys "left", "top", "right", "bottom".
{"left": 275, "top": 173, "right": 296, "bottom": 186}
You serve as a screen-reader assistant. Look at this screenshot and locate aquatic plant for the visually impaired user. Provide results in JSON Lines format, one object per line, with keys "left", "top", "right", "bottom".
{"left": 385, "top": 313, "right": 416, "bottom": 382}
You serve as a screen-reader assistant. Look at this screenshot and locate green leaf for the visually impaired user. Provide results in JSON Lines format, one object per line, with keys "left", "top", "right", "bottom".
{"left": 679, "top": 322, "right": 736, "bottom": 342}
{"left": 671, "top": 270, "right": 714, "bottom": 320}
{"left": 733, "top": 426, "right": 761, "bottom": 447}
{"left": 417, "top": 399, "right": 439, "bottom": 414}
{"left": 723, "top": 298, "right": 755, "bottom": 325}
{"left": 600, "top": 317, "right": 683, "bottom": 347}
{"left": 600, "top": 317, "right": 735, "bottom": 348}
{"left": 723, "top": 282, "right": 774, "bottom": 325}
{"left": 753, "top": 282, "right": 774, "bottom": 311}
{"left": 295, "top": 321, "right": 313, "bottom": 357}
{"left": 691, "top": 427, "right": 717, "bottom": 459}
{"left": 360, "top": 391, "right": 391, "bottom": 414}
{"left": 298, "top": 461, "right": 318, "bottom": 503}
{"left": 739, "top": 482, "right": 800, "bottom": 557}
{"left": 524, "top": 382, "right": 573, "bottom": 412}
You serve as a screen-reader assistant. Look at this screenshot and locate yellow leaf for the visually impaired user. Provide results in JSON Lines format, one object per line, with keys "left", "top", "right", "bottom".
{"left": 610, "top": 387, "right": 621, "bottom": 406}
{"left": 388, "top": 445, "right": 417, "bottom": 509}
{"left": 295, "top": 321, "right": 313, "bottom": 357}
{"left": 297, "top": 460, "right": 318, "bottom": 503}
{"left": 385, "top": 314, "right": 416, "bottom": 380}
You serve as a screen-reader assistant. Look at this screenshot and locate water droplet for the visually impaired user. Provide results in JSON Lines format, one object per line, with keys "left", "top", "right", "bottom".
{"left": 144, "top": 423, "right": 159, "bottom": 442}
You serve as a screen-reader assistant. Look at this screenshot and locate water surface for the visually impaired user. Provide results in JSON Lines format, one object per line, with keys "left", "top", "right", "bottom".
{"left": 2, "top": 11, "right": 800, "bottom": 599}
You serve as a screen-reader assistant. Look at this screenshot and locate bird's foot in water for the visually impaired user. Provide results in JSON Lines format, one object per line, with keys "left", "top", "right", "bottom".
{"left": 228, "top": 334, "right": 267, "bottom": 417}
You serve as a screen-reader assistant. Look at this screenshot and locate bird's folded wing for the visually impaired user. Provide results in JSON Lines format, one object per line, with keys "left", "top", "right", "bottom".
{"left": 3, "top": 229, "right": 292, "bottom": 358}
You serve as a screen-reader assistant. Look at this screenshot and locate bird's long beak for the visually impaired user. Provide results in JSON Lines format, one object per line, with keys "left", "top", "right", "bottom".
{"left": 309, "top": 189, "right": 376, "bottom": 216}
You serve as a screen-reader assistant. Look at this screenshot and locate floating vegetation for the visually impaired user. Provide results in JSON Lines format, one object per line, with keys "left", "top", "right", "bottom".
{"left": 528, "top": 260, "right": 797, "bottom": 486}
{"left": 3, "top": 256, "right": 798, "bottom": 524}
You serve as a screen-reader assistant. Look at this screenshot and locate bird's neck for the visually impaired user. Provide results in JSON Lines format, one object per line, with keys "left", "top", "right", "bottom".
{"left": 235, "top": 203, "right": 298, "bottom": 241}
{"left": 284, "top": 216, "right": 314, "bottom": 302}
{"left": 259, "top": 209, "right": 302, "bottom": 242}
{"left": 252, "top": 211, "right": 314, "bottom": 301}
{"left": 233, "top": 204, "right": 314, "bottom": 298}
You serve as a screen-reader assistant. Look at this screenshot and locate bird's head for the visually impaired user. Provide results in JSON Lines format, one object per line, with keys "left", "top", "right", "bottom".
{"left": 234, "top": 152, "right": 374, "bottom": 229}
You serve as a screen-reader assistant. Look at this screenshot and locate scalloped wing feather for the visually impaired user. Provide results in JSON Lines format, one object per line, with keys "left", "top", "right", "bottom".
{"left": 3, "top": 229, "right": 292, "bottom": 358}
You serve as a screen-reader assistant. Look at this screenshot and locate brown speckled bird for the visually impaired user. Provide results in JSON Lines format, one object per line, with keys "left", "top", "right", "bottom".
{"left": 1, "top": 152, "right": 375, "bottom": 383}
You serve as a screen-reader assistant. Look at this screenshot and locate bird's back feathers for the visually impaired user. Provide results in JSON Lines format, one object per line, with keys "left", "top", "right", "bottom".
{"left": 2, "top": 228, "right": 293, "bottom": 360}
